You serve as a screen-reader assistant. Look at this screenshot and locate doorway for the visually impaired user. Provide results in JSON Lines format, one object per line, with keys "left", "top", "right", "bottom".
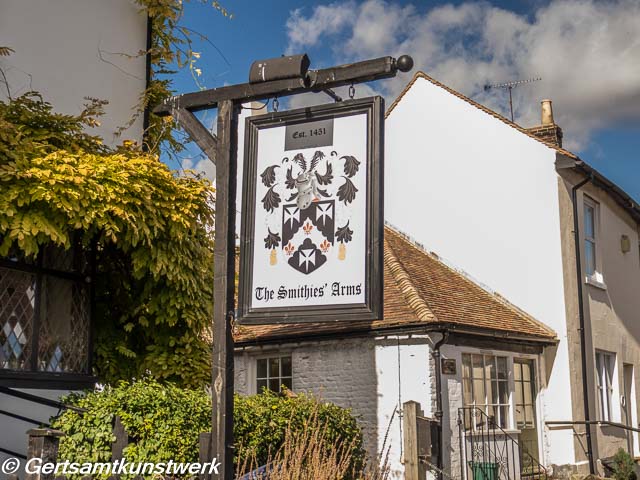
{"left": 514, "top": 359, "right": 540, "bottom": 467}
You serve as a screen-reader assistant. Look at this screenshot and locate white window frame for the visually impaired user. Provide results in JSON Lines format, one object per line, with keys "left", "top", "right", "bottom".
{"left": 255, "top": 354, "right": 292, "bottom": 393}
{"left": 513, "top": 358, "right": 537, "bottom": 430}
{"left": 583, "top": 196, "right": 604, "bottom": 286}
{"left": 461, "top": 353, "right": 511, "bottom": 429}
{"left": 595, "top": 350, "right": 616, "bottom": 422}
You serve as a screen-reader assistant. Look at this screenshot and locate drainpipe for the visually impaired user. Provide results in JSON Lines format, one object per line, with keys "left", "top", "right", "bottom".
{"left": 572, "top": 174, "right": 596, "bottom": 474}
{"left": 431, "top": 330, "right": 449, "bottom": 480}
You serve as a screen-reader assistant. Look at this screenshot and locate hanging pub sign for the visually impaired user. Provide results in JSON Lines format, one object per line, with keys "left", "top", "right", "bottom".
{"left": 238, "top": 97, "right": 384, "bottom": 324}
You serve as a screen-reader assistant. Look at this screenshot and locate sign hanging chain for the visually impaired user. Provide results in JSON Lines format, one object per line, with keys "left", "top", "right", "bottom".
{"left": 273, "top": 96, "right": 279, "bottom": 112}
{"left": 349, "top": 83, "right": 355, "bottom": 99}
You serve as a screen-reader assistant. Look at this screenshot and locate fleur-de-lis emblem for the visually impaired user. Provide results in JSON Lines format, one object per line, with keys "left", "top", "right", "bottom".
{"left": 284, "top": 242, "right": 295, "bottom": 256}
{"left": 320, "top": 239, "right": 331, "bottom": 253}
{"left": 303, "top": 221, "right": 313, "bottom": 235}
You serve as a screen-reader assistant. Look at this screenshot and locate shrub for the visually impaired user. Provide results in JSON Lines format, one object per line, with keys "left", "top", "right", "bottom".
{"left": 612, "top": 448, "right": 637, "bottom": 480}
{"left": 51, "top": 379, "right": 365, "bottom": 478}
{"left": 234, "top": 389, "right": 364, "bottom": 472}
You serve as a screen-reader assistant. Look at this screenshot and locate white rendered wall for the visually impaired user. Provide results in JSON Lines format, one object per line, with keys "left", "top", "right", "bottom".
{"left": 0, "top": 0, "right": 147, "bottom": 146}
{"left": 385, "top": 77, "right": 574, "bottom": 465}
{"left": 374, "top": 336, "right": 431, "bottom": 479}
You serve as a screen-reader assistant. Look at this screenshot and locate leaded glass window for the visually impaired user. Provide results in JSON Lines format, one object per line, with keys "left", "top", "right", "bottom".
{"left": 0, "top": 242, "right": 91, "bottom": 378}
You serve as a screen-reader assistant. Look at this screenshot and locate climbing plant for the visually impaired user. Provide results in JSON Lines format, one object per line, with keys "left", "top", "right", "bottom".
{"left": 0, "top": 1, "right": 232, "bottom": 385}
{"left": 0, "top": 93, "right": 215, "bottom": 386}
{"left": 131, "top": 0, "right": 232, "bottom": 155}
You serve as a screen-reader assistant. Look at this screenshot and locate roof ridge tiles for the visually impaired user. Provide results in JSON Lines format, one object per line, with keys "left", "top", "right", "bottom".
{"left": 383, "top": 237, "right": 436, "bottom": 323}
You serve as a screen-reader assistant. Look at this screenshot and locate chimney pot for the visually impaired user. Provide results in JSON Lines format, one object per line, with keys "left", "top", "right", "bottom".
{"left": 541, "top": 99, "right": 554, "bottom": 125}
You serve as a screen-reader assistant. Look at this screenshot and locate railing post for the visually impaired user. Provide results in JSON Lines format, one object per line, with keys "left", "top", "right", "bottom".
{"left": 458, "top": 409, "right": 466, "bottom": 480}
{"left": 25, "top": 428, "right": 64, "bottom": 480}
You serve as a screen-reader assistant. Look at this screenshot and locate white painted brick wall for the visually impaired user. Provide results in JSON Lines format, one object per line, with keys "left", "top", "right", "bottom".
{"left": 234, "top": 337, "right": 379, "bottom": 460}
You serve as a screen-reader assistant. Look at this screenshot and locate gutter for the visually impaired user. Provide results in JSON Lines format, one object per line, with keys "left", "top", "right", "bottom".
{"left": 571, "top": 174, "right": 596, "bottom": 474}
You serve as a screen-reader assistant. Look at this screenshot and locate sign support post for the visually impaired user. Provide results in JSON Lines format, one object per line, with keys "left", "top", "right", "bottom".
{"left": 154, "top": 53, "right": 413, "bottom": 480}
{"left": 210, "top": 99, "right": 238, "bottom": 480}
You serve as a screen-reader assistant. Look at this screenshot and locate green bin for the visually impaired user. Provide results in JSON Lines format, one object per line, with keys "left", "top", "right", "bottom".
{"left": 468, "top": 462, "right": 500, "bottom": 480}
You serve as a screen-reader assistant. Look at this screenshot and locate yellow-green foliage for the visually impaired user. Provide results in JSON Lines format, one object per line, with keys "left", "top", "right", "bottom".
{"left": 0, "top": 93, "right": 214, "bottom": 386}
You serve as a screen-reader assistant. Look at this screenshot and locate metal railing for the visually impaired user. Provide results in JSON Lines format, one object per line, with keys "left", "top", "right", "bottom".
{"left": 458, "top": 407, "right": 547, "bottom": 480}
{"left": 0, "top": 385, "right": 85, "bottom": 461}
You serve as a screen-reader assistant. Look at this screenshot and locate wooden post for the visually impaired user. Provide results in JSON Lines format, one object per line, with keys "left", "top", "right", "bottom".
{"left": 403, "top": 401, "right": 429, "bottom": 480}
{"left": 25, "top": 428, "right": 64, "bottom": 480}
{"left": 111, "top": 415, "right": 128, "bottom": 461}
{"left": 207, "top": 98, "right": 238, "bottom": 480}
{"left": 198, "top": 432, "right": 211, "bottom": 480}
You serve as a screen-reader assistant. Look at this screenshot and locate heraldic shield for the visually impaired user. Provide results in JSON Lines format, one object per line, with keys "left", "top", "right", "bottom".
{"left": 281, "top": 200, "right": 335, "bottom": 274}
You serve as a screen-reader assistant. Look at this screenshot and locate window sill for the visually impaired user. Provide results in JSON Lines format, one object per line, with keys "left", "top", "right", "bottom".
{"left": 585, "top": 274, "right": 607, "bottom": 290}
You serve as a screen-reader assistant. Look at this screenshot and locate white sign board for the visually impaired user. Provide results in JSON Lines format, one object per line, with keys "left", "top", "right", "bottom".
{"left": 238, "top": 98, "right": 384, "bottom": 324}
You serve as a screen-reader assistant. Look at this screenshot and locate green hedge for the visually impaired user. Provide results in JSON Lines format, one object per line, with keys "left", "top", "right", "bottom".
{"left": 51, "top": 378, "right": 364, "bottom": 476}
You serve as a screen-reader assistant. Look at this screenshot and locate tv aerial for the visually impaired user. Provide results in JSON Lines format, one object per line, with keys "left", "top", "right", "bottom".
{"left": 484, "top": 77, "right": 541, "bottom": 122}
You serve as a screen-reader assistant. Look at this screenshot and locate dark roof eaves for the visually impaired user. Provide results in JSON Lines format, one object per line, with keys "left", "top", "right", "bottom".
{"left": 233, "top": 321, "right": 559, "bottom": 348}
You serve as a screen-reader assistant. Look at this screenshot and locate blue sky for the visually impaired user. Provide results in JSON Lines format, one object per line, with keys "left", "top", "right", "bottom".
{"left": 167, "top": 0, "right": 640, "bottom": 201}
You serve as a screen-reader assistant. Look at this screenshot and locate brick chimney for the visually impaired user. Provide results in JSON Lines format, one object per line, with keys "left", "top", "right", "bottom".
{"left": 527, "top": 99, "right": 563, "bottom": 147}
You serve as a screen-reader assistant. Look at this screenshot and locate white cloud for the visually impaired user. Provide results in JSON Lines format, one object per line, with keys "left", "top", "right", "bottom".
{"left": 286, "top": 1, "right": 358, "bottom": 54}
{"left": 286, "top": 0, "right": 640, "bottom": 151}
{"left": 180, "top": 154, "right": 216, "bottom": 182}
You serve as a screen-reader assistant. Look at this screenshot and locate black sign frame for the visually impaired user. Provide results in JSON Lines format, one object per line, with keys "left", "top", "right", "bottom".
{"left": 238, "top": 97, "right": 384, "bottom": 325}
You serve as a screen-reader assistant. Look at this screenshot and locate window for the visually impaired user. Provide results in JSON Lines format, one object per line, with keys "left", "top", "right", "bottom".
{"left": 595, "top": 351, "right": 615, "bottom": 421}
{"left": 256, "top": 356, "right": 292, "bottom": 393}
{"left": 0, "top": 243, "right": 91, "bottom": 377}
{"left": 584, "top": 198, "right": 598, "bottom": 277}
{"left": 462, "top": 354, "right": 509, "bottom": 428}
{"left": 514, "top": 359, "right": 536, "bottom": 429}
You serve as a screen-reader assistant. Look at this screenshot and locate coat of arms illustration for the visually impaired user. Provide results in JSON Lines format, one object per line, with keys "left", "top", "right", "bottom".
{"left": 260, "top": 150, "right": 359, "bottom": 275}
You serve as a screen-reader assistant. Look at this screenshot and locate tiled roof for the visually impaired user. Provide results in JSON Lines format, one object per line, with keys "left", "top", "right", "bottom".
{"left": 233, "top": 226, "right": 557, "bottom": 345}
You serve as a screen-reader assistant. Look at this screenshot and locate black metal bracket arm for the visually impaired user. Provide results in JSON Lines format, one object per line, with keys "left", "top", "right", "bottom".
{"left": 155, "top": 54, "right": 412, "bottom": 166}
{"left": 154, "top": 54, "right": 413, "bottom": 116}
